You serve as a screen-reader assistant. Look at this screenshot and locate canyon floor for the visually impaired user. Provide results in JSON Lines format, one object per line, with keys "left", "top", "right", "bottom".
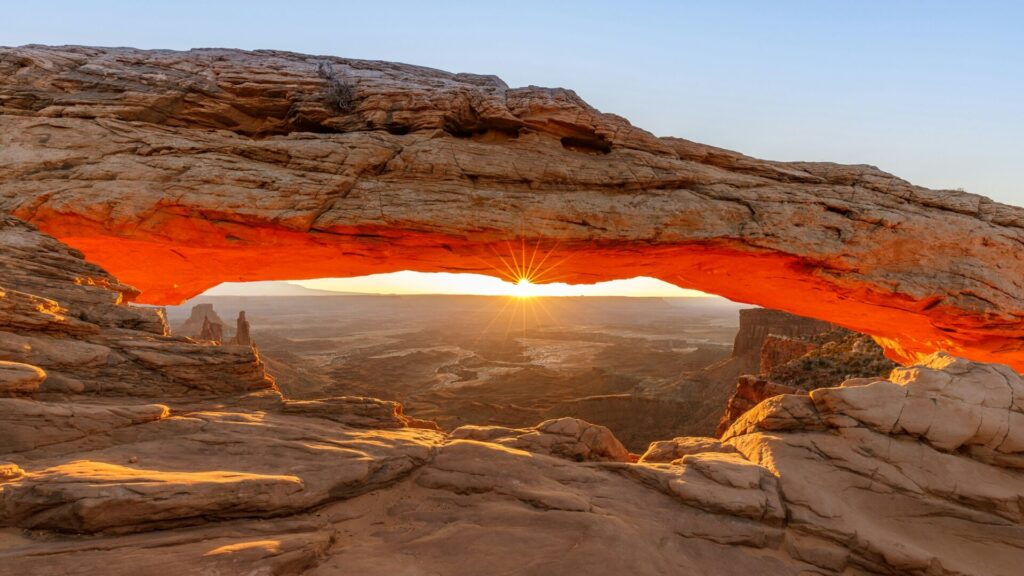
{"left": 165, "top": 293, "right": 742, "bottom": 451}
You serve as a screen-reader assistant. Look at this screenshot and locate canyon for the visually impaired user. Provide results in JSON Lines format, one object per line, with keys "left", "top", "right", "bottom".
{"left": 164, "top": 292, "right": 742, "bottom": 451}
{"left": 1, "top": 45, "right": 1024, "bottom": 575}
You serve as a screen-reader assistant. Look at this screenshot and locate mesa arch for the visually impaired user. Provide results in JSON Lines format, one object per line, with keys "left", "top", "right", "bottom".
{"left": 1, "top": 46, "right": 1023, "bottom": 369}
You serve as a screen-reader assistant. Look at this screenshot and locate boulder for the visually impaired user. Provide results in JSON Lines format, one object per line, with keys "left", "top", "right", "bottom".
{"left": 451, "top": 417, "right": 630, "bottom": 462}
{"left": 0, "top": 361, "right": 45, "bottom": 394}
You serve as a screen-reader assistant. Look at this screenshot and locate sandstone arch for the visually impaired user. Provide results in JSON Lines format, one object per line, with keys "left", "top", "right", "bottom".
{"left": 1, "top": 46, "right": 1022, "bottom": 369}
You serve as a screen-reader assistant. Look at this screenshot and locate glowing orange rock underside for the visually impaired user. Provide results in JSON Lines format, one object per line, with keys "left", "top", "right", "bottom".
{"left": 33, "top": 212, "right": 1023, "bottom": 371}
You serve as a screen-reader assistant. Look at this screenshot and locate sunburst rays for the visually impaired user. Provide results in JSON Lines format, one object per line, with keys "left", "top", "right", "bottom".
{"left": 470, "top": 237, "right": 574, "bottom": 347}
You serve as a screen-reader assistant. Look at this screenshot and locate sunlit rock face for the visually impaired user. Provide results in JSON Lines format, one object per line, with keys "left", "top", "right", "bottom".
{"left": 1, "top": 46, "right": 1023, "bottom": 369}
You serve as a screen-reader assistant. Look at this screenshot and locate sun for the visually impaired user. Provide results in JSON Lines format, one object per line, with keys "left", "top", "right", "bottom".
{"left": 512, "top": 277, "right": 537, "bottom": 298}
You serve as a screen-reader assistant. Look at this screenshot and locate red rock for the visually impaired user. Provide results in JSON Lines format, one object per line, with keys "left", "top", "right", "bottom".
{"left": 715, "top": 375, "right": 806, "bottom": 437}
{"left": 759, "top": 334, "right": 819, "bottom": 374}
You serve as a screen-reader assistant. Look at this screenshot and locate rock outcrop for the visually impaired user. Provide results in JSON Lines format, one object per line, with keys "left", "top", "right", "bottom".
{"left": 716, "top": 327, "right": 899, "bottom": 435}
{"left": 715, "top": 376, "right": 806, "bottom": 437}
{"left": 282, "top": 396, "right": 438, "bottom": 430}
{"left": 175, "top": 303, "right": 228, "bottom": 339}
{"left": 662, "top": 309, "right": 841, "bottom": 436}
{"left": 0, "top": 361, "right": 45, "bottom": 395}
{"left": 234, "top": 310, "right": 251, "bottom": 345}
{"left": 450, "top": 417, "right": 631, "bottom": 462}
{"left": 716, "top": 353, "right": 1024, "bottom": 574}
{"left": 760, "top": 334, "right": 818, "bottom": 373}
{"left": 197, "top": 315, "right": 223, "bottom": 343}
{"left": 0, "top": 216, "right": 272, "bottom": 399}
{"left": 2, "top": 46, "right": 1024, "bottom": 368}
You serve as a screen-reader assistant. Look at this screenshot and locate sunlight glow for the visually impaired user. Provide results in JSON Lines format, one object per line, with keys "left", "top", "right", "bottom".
{"left": 209, "top": 240, "right": 713, "bottom": 298}
{"left": 288, "top": 272, "right": 709, "bottom": 297}
{"left": 513, "top": 277, "right": 536, "bottom": 298}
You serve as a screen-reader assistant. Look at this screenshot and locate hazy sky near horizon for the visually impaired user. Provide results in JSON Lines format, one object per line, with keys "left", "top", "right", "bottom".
{"left": 7, "top": 1, "right": 1022, "bottom": 297}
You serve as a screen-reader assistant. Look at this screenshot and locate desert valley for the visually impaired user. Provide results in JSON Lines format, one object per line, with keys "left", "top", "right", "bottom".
{"left": 164, "top": 291, "right": 895, "bottom": 452}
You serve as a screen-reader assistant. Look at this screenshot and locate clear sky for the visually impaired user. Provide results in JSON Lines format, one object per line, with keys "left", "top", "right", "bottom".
{"left": 8, "top": 1, "right": 1022, "bottom": 297}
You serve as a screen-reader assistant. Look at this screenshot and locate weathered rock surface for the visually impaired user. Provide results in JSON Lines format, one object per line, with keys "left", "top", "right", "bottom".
{"left": 0, "top": 399, "right": 169, "bottom": 453}
{"left": 718, "top": 356, "right": 1024, "bottom": 574}
{"left": 451, "top": 417, "right": 631, "bottom": 462}
{"left": 0, "top": 215, "right": 273, "bottom": 399}
{"left": 1, "top": 411, "right": 442, "bottom": 534}
{"left": 282, "top": 395, "right": 438, "bottom": 430}
{"left": 640, "top": 436, "right": 739, "bottom": 463}
{"left": 0, "top": 361, "right": 45, "bottom": 394}
{"left": 1, "top": 46, "right": 1024, "bottom": 368}
{"left": 715, "top": 376, "right": 806, "bottom": 437}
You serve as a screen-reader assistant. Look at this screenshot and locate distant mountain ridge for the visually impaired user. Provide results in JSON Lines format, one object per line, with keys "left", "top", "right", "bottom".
{"left": 202, "top": 281, "right": 366, "bottom": 297}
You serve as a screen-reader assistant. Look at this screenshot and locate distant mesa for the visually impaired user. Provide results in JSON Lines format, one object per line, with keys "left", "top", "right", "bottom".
{"left": 202, "top": 281, "right": 364, "bottom": 297}
{"left": 176, "top": 303, "right": 230, "bottom": 340}
{"left": 176, "top": 303, "right": 252, "bottom": 346}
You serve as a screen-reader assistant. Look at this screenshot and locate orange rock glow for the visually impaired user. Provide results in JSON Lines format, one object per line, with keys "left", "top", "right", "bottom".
{"left": 30, "top": 211, "right": 1024, "bottom": 372}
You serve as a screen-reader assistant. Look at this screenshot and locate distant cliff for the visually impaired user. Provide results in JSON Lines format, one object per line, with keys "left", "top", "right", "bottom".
{"left": 731, "top": 309, "right": 833, "bottom": 360}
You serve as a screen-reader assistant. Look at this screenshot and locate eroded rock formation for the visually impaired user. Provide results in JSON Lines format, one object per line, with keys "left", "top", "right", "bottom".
{"left": 716, "top": 326, "right": 899, "bottom": 435}
{"left": 233, "top": 310, "right": 251, "bottom": 345}
{"left": 0, "top": 216, "right": 271, "bottom": 398}
{"left": 715, "top": 375, "right": 806, "bottom": 437}
{"left": 1, "top": 46, "right": 1023, "bottom": 368}
{"left": 197, "top": 315, "right": 223, "bottom": 343}
{"left": 175, "top": 303, "right": 228, "bottom": 339}
{"left": 760, "top": 334, "right": 819, "bottom": 373}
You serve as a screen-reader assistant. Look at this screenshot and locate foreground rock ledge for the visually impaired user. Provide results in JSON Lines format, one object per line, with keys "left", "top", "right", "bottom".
{"left": 1, "top": 46, "right": 1023, "bottom": 369}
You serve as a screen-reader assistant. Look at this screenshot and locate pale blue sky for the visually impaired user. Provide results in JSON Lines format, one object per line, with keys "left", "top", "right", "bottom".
{"left": 5, "top": 1, "right": 1022, "bottom": 206}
